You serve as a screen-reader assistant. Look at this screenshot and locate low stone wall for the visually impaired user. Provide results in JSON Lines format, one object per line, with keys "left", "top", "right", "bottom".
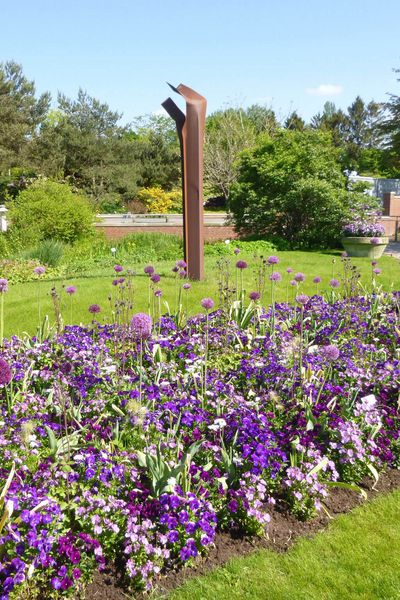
{"left": 96, "top": 224, "right": 238, "bottom": 241}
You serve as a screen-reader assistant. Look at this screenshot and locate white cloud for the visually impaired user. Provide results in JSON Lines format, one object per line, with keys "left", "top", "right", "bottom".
{"left": 306, "top": 84, "right": 343, "bottom": 96}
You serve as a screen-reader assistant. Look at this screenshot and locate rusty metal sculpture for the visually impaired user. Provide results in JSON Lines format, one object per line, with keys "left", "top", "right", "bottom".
{"left": 162, "top": 84, "right": 207, "bottom": 280}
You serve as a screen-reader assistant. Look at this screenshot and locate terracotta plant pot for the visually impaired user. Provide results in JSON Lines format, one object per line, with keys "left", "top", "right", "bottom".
{"left": 341, "top": 236, "right": 389, "bottom": 258}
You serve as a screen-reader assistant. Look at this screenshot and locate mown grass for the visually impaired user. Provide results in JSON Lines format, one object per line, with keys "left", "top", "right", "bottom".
{"left": 4, "top": 250, "right": 399, "bottom": 337}
{"left": 166, "top": 489, "right": 400, "bottom": 600}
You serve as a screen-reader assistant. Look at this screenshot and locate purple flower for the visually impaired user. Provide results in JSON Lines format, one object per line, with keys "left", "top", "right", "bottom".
{"left": 183, "top": 283, "right": 191, "bottom": 290}
{"left": 131, "top": 312, "right": 153, "bottom": 339}
{"left": 267, "top": 255, "right": 279, "bottom": 265}
{"left": 144, "top": 265, "right": 155, "bottom": 275}
{"left": 179, "top": 270, "right": 186, "bottom": 279}
{"left": 114, "top": 264, "right": 123, "bottom": 273}
{"left": 201, "top": 297, "right": 214, "bottom": 311}
{"left": 227, "top": 499, "right": 239, "bottom": 513}
{"left": 34, "top": 265, "right": 46, "bottom": 276}
{"left": 269, "top": 271, "right": 282, "bottom": 282}
{"left": 322, "top": 344, "right": 340, "bottom": 361}
{"left": 234, "top": 247, "right": 240, "bottom": 255}
{"left": 65, "top": 286, "right": 76, "bottom": 295}
{"left": 0, "top": 278, "right": 8, "bottom": 293}
{"left": 151, "top": 274, "right": 161, "bottom": 283}
{"left": 154, "top": 289, "right": 162, "bottom": 297}
{"left": 371, "top": 260, "right": 377, "bottom": 267}
{"left": 249, "top": 291, "right": 260, "bottom": 301}
{"left": 236, "top": 260, "right": 248, "bottom": 270}
{"left": 313, "top": 276, "right": 321, "bottom": 284}
{"left": 0, "top": 358, "right": 12, "bottom": 385}
{"left": 176, "top": 260, "right": 187, "bottom": 268}
{"left": 172, "top": 266, "right": 179, "bottom": 273}
{"left": 329, "top": 279, "right": 340, "bottom": 288}
{"left": 286, "top": 267, "right": 293, "bottom": 274}
{"left": 373, "top": 268, "right": 381, "bottom": 275}
{"left": 88, "top": 304, "right": 101, "bottom": 314}
{"left": 370, "top": 238, "right": 380, "bottom": 245}
{"left": 295, "top": 294, "right": 309, "bottom": 306}
{"left": 294, "top": 272, "right": 305, "bottom": 283}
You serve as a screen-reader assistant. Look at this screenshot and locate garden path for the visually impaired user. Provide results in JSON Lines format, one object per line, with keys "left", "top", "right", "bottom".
{"left": 385, "top": 242, "right": 400, "bottom": 259}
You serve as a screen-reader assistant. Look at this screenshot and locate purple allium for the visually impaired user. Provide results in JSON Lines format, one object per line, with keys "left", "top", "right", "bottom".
{"left": 236, "top": 260, "right": 248, "bottom": 270}
{"left": 373, "top": 268, "right": 381, "bottom": 275}
{"left": 269, "top": 271, "right": 282, "bottom": 282}
{"left": 176, "top": 259, "right": 187, "bottom": 268}
{"left": 322, "top": 345, "right": 340, "bottom": 361}
{"left": 329, "top": 278, "right": 340, "bottom": 288}
{"left": 249, "top": 291, "right": 261, "bottom": 301}
{"left": 294, "top": 272, "right": 305, "bottom": 283}
{"left": 151, "top": 274, "right": 161, "bottom": 284}
{"left": 313, "top": 276, "right": 321, "bottom": 284}
{"left": 290, "top": 279, "right": 297, "bottom": 286}
{"left": 295, "top": 294, "right": 309, "bottom": 305}
{"left": 234, "top": 247, "right": 240, "bottom": 255}
{"left": 112, "top": 279, "right": 120, "bottom": 286}
{"left": 65, "top": 286, "right": 76, "bottom": 295}
{"left": 0, "top": 278, "right": 8, "bottom": 293}
{"left": 34, "top": 265, "right": 46, "bottom": 276}
{"left": 131, "top": 312, "right": 153, "bottom": 339}
{"left": 179, "top": 270, "right": 186, "bottom": 278}
{"left": 371, "top": 260, "right": 377, "bottom": 267}
{"left": 267, "top": 255, "right": 279, "bottom": 265}
{"left": 144, "top": 265, "right": 155, "bottom": 275}
{"left": 201, "top": 297, "right": 214, "bottom": 311}
{"left": 0, "top": 358, "right": 12, "bottom": 385}
{"left": 183, "top": 283, "right": 191, "bottom": 290}
{"left": 172, "top": 266, "right": 179, "bottom": 273}
{"left": 154, "top": 289, "right": 162, "bottom": 297}
{"left": 114, "top": 264, "right": 123, "bottom": 273}
{"left": 88, "top": 304, "right": 101, "bottom": 314}
{"left": 286, "top": 267, "right": 293, "bottom": 274}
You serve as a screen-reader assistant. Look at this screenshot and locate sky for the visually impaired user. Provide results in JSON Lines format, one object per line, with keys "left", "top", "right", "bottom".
{"left": 1, "top": 0, "right": 400, "bottom": 126}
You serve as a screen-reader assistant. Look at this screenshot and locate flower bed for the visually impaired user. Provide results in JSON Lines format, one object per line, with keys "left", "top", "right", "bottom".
{"left": 0, "top": 293, "right": 400, "bottom": 598}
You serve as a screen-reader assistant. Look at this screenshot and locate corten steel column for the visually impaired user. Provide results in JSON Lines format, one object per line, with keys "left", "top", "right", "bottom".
{"left": 162, "top": 84, "right": 207, "bottom": 280}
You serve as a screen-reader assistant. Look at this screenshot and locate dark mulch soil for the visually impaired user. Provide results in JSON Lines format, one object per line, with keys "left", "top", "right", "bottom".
{"left": 84, "top": 469, "right": 400, "bottom": 599}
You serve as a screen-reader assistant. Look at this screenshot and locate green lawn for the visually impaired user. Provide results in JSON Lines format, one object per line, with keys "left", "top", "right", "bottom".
{"left": 167, "top": 489, "right": 400, "bottom": 600}
{"left": 4, "top": 250, "right": 400, "bottom": 337}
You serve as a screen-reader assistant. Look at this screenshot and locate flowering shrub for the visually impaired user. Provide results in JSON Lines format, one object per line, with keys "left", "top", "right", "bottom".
{"left": 0, "top": 288, "right": 399, "bottom": 597}
{"left": 342, "top": 221, "right": 386, "bottom": 237}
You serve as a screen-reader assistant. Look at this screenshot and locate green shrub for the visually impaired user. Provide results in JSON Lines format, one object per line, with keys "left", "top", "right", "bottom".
{"left": 229, "top": 130, "right": 350, "bottom": 248}
{"left": 8, "top": 179, "right": 94, "bottom": 245}
{"left": 22, "top": 239, "right": 65, "bottom": 267}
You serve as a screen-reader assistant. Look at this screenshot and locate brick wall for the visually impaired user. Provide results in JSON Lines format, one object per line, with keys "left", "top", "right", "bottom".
{"left": 96, "top": 225, "right": 238, "bottom": 241}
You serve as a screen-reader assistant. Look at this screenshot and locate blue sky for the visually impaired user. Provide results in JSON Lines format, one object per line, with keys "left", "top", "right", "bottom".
{"left": 1, "top": 0, "right": 400, "bottom": 125}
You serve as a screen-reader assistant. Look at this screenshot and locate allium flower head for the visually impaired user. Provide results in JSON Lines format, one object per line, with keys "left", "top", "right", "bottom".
{"left": 329, "top": 278, "right": 340, "bottom": 288}
{"left": 144, "top": 265, "right": 155, "bottom": 275}
{"left": 0, "top": 279, "right": 8, "bottom": 293}
{"left": 172, "top": 266, "right": 179, "bottom": 273}
{"left": 269, "top": 271, "right": 282, "bottom": 282}
{"left": 313, "top": 276, "right": 321, "bottom": 284}
{"left": 176, "top": 259, "right": 187, "bottom": 269}
{"left": 371, "top": 260, "right": 377, "bottom": 267}
{"left": 154, "top": 289, "right": 162, "bottom": 297}
{"left": 234, "top": 247, "right": 240, "bottom": 255}
{"left": 286, "top": 267, "right": 293, "bottom": 274}
{"left": 131, "top": 312, "right": 153, "bottom": 339}
{"left": 294, "top": 272, "right": 305, "bottom": 283}
{"left": 373, "top": 268, "right": 381, "bottom": 275}
{"left": 179, "top": 270, "right": 186, "bottom": 278}
{"left": 114, "top": 264, "right": 123, "bottom": 273}
{"left": 249, "top": 291, "right": 260, "bottom": 301}
{"left": 0, "top": 358, "right": 12, "bottom": 385}
{"left": 322, "top": 344, "right": 340, "bottom": 361}
{"left": 183, "top": 283, "right": 191, "bottom": 290}
{"left": 295, "top": 294, "right": 309, "bottom": 306}
{"left": 236, "top": 260, "right": 248, "bottom": 270}
{"left": 34, "top": 265, "right": 46, "bottom": 276}
{"left": 267, "top": 255, "right": 279, "bottom": 265}
{"left": 65, "top": 286, "right": 76, "bottom": 295}
{"left": 88, "top": 304, "right": 101, "bottom": 314}
{"left": 201, "top": 297, "right": 214, "bottom": 310}
{"left": 151, "top": 274, "right": 161, "bottom": 283}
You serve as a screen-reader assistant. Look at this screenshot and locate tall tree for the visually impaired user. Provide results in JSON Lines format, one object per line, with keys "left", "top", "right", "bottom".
{"left": 380, "top": 68, "right": 400, "bottom": 175}
{"left": 284, "top": 110, "right": 306, "bottom": 131}
{"left": 0, "top": 61, "right": 50, "bottom": 172}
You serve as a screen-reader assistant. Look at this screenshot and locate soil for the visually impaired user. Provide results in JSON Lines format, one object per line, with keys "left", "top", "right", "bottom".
{"left": 84, "top": 469, "right": 400, "bottom": 599}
